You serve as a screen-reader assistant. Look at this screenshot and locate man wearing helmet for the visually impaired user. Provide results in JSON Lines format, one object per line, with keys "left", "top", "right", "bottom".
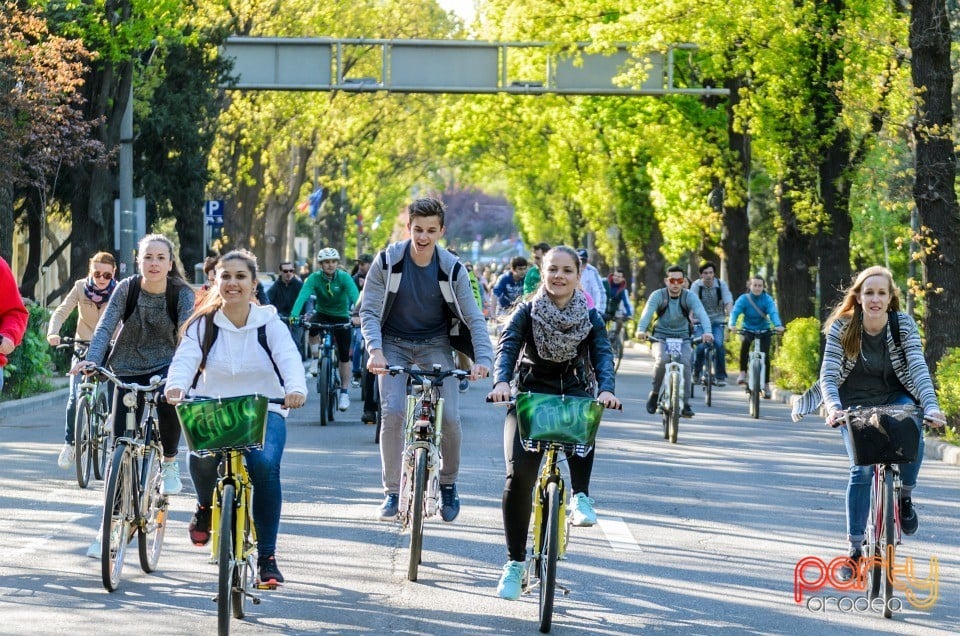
{"left": 291, "top": 247, "right": 360, "bottom": 411}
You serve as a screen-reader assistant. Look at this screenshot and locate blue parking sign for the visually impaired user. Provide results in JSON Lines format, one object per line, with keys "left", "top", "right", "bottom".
{"left": 205, "top": 200, "right": 225, "bottom": 226}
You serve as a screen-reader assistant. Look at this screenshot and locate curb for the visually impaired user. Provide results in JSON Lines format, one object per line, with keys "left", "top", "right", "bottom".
{"left": 0, "top": 387, "right": 71, "bottom": 422}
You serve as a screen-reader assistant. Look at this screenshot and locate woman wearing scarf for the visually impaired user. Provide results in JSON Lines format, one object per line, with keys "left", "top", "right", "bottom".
{"left": 47, "top": 251, "right": 118, "bottom": 469}
{"left": 487, "top": 246, "right": 620, "bottom": 600}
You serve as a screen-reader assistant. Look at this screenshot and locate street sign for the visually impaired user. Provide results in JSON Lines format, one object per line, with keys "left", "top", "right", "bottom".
{"left": 205, "top": 200, "right": 225, "bottom": 226}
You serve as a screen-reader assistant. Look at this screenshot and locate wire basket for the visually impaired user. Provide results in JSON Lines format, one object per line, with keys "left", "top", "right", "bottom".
{"left": 515, "top": 392, "right": 604, "bottom": 447}
{"left": 844, "top": 405, "right": 921, "bottom": 466}
{"left": 176, "top": 395, "right": 268, "bottom": 454}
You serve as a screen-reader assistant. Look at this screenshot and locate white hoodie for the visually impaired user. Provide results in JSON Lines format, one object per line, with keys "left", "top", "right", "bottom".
{"left": 167, "top": 303, "right": 307, "bottom": 414}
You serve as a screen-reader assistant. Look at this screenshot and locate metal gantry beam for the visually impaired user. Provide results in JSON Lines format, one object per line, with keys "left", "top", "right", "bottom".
{"left": 221, "top": 37, "right": 730, "bottom": 97}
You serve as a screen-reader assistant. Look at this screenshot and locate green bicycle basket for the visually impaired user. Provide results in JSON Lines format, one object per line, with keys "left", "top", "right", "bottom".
{"left": 515, "top": 392, "right": 604, "bottom": 445}
{"left": 176, "top": 395, "right": 268, "bottom": 453}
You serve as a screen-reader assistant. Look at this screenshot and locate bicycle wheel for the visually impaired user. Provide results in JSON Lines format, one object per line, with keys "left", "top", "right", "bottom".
{"left": 233, "top": 502, "right": 254, "bottom": 618}
{"left": 661, "top": 390, "right": 670, "bottom": 440}
{"left": 319, "top": 356, "right": 331, "bottom": 426}
{"left": 749, "top": 363, "right": 761, "bottom": 419}
{"left": 668, "top": 371, "right": 680, "bottom": 444}
{"left": 407, "top": 447, "right": 427, "bottom": 581}
{"left": 881, "top": 468, "right": 896, "bottom": 618}
{"left": 92, "top": 390, "right": 110, "bottom": 480}
{"left": 704, "top": 350, "right": 713, "bottom": 407}
{"left": 538, "top": 481, "right": 560, "bottom": 633}
{"left": 101, "top": 446, "right": 132, "bottom": 592}
{"left": 327, "top": 354, "right": 339, "bottom": 423}
{"left": 218, "top": 484, "right": 236, "bottom": 636}
{"left": 74, "top": 397, "right": 93, "bottom": 488}
{"left": 610, "top": 330, "right": 624, "bottom": 373}
{"left": 866, "top": 471, "right": 882, "bottom": 601}
{"left": 138, "top": 446, "right": 167, "bottom": 573}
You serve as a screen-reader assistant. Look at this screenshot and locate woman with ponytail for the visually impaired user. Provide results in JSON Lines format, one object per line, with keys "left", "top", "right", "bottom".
{"left": 165, "top": 249, "right": 306, "bottom": 586}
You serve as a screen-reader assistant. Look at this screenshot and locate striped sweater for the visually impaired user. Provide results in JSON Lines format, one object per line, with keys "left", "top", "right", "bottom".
{"left": 791, "top": 312, "right": 940, "bottom": 422}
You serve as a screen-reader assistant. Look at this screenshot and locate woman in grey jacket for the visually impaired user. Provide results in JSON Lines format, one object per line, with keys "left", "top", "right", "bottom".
{"left": 792, "top": 266, "right": 944, "bottom": 578}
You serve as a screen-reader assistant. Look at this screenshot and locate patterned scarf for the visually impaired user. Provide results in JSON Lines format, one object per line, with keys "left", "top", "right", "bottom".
{"left": 530, "top": 288, "right": 592, "bottom": 362}
{"left": 83, "top": 276, "right": 116, "bottom": 308}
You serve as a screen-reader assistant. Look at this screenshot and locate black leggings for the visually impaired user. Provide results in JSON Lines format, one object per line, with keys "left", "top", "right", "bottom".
{"left": 501, "top": 406, "right": 595, "bottom": 563}
{"left": 739, "top": 332, "right": 772, "bottom": 384}
{"left": 112, "top": 371, "right": 181, "bottom": 459}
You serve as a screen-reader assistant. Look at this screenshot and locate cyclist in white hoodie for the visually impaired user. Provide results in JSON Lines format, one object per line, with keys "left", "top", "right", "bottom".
{"left": 166, "top": 249, "right": 307, "bottom": 586}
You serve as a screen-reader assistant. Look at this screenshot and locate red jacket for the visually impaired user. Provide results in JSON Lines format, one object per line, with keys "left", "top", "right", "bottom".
{"left": 0, "top": 257, "right": 28, "bottom": 367}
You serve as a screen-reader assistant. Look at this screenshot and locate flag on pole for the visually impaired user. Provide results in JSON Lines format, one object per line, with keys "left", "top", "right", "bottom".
{"left": 308, "top": 187, "right": 324, "bottom": 218}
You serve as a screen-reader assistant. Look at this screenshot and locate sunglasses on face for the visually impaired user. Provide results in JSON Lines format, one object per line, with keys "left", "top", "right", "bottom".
{"left": 667, "top": 277, "right": 684, "bottom": 284}
{"left": 92, "top": 272, "right": 113, "bottom": 280}
{"left": 281, "top": 269, "right": 295, "bottom": 273}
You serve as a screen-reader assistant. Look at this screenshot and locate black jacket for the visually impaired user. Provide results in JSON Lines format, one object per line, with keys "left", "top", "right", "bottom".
{"left": 494, "top": 302, "right": 615, "bottom": 395}
{"left": 267, "top": 278, "right": 303, "bottom": 316}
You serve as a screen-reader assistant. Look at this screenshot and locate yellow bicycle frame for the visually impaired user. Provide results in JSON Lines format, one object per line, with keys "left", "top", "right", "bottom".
{"left": 209, "top": 450, "right": 258, "bottom": 566}
{"left": 530, "top": 444, "right": 569, "bottom": 563}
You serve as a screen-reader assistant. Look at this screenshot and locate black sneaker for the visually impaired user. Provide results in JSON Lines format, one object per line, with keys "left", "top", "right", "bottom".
{"left": 900, "top": 496, "right": 919, "bottom": 535}
{"left": 258, "top": 555, "right": 285, "bottom": 584}
{"left": 440, "top": 483, "right": 460, "bottom": 522}
{"left": 681, "top": 404, "right": 695, "bottom": 418}
{"left": 188, "top": 504, "right": 211, "bottom": 547}
{"left": 361, "top": 410, "right": 377, "bottom": 425}
{"left": 837, "top": 547, "right": 862, "bottom": 582}
{"left": 646, "top": 392, "right": 659, "bottom": 414}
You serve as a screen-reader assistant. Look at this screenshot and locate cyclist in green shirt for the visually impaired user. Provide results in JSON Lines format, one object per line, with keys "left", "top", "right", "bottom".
{"left": 291, "top": 247, "right": 360, "bottom": 411}
{"left": 523, "top": 242, "right": 550, "bottom": 297}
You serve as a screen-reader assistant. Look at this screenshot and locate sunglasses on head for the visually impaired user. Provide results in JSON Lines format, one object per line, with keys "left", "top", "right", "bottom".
{"left": 92, "top": 272, "right": 113, "bottom": 280}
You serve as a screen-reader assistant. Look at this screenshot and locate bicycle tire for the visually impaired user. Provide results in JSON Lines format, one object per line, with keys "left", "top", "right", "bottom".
{"left": 538, "top": 481, "right": 560, "bottom": 633}
{"left": 881, "top": 468, "right": 896, "bottom": 618}
{"left": 92, "top": 390, "right": 110, "bottom": 480}
{"left": 611, "top": 330, "right": 624, "bottom": 373}
{"left": 661, "top": 391, "right": 670, "bottom": 440}
{"left": 866, "top": 473, "right": 882, "bottom": 601}
{"left": 138, "top": 446, "right": 167, "bottom": 573}
{"left": 75, "top": 397, "right": 93, "bottom": 488}
{"left": 218, "top": 484, "right": 236, "bottom": 636}
{"left": 750, "top": 363, "right": 761, "bottom": 419}
{"left": 327, "top": 353, "right": 338, "bottom": 422}
{"left": 373, "top": 380, "right": 382, "bottom": 444}
{"left": 101, "top": 445, "right": 132, "bottom": 592}
{"left": 319, "top": 356, "right": 331, "bottom": 426}
{"left": 233, "top": 501, "right": 253, "bottom": 619}
{"left": 668, "top": 371, "right": 680, "bottom": 444}
{"left": 704, "top": 349, "right": 713, "bottom": 408}
{"left": 407, "top": 447, "right": 427, "bottom": 582}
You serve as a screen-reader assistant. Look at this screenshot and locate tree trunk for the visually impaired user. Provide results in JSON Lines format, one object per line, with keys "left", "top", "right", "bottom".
{"left": 912, "top": 0, "right": 960, "bottom": 371}
{"left": 0, "top": 182, "right": 13, "bottom": 264}
{"left": 722, "top": 76, "right": 751, "bottom": 295}
{"left": 641, "top": 220, "right": 665, "bottom": 298}
{"left": 776, "top": 183, "right": 817, "bottom": 323}
{"left": 816, "top": 128, "right": 853, "bottom": 322}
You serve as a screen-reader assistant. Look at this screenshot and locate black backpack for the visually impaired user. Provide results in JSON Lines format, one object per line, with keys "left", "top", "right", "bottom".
{"left": 123, "top": 274, "right": 187, "bottom": 327}
{"left": 654, "top": 288, "right": 693, "bottom": 335}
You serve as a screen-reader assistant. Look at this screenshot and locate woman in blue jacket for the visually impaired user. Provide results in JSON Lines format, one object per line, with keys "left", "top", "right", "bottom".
{"left": 728, "top": 276, "right": 784, "bottom": 393}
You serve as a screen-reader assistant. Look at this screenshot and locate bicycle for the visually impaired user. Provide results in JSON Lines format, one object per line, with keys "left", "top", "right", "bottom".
{"left": 837, "top": 404, "right": 924, "bottom": 619}
{"left": 605, "top": 315, "right": 625, "bottom": 373}
{"left": 176, "top": 394, "right": 285, "bottom": 636}
{"left": 93, "top": 367, "right": 168, "bottom": 592}
{"left": 649, "top": 336, "right": 699, "bottom": 444}
{"left": 386, "top": 364, "right": 467, "bottom": 582}
{"left": 699, "top": 342, "right": 716, "bottom": 408}
{"left": 491, "top": 392, "right": 612, "bottom": 633}
{"left": 58, "top": 337, "right": 111, "bottom": 488}
{"left": 296, "top": 318, "right": 351, "bottom": 426}
{"left": 737, "top": 328, "right": 776, "bottom": 419}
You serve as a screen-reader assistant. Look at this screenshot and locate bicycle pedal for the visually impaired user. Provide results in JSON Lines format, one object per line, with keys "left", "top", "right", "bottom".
{"left": 256, "top": 580, "right": 279, "bottom": 590}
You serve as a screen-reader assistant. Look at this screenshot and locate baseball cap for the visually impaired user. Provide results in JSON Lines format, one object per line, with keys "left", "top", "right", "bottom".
{"left": 357, "top": 253, "right": 373, "bottom": 264}
{"left": 576, "top": 249, "right": 589, "bottom": 261}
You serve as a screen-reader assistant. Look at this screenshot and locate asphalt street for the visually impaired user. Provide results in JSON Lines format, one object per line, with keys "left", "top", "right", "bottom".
{"left": 0, "top": 345, "right": 957, "bottom": 635}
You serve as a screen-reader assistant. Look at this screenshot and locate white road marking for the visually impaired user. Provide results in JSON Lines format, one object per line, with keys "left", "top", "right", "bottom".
{"left": 598, "top": 517, "right": 642, "bottom": 552}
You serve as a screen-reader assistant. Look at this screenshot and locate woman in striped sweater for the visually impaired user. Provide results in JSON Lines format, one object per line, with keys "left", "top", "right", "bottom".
{"left": 792, "top": 266, "right": 945, "bottom": 578}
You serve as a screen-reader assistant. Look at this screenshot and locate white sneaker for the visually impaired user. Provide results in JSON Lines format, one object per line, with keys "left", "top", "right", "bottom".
{"left": 57, "top": 444, "right": 75, "bottom": 469}
{"left": 569, "top": 492, "right": 597, "bottom": 527}
{"left": 338, "top": 392, "right": 350, "bottom": 411}
{"left": 87, "top": 534, "right": 101, "bottom": 558}
{"left": 160, "top": 461, "right": 182, "bottom": 495}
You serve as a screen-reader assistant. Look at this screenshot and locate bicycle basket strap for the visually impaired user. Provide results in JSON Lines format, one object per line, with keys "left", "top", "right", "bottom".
{"left": 845, "top": 409, "right": 921, "bottom": 466}
{"left": 665, "top": 338, "right": 683, "bottom": 356}
{"left": 515, "top": 393, "right": 604, "bottom": 445}
{"left": 176, "top": 395, "right": 268, "bottom": 453}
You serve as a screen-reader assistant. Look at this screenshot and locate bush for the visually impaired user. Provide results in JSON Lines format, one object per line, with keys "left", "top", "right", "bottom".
{"left": 1, "top": 303, "right": 54, "bottom": 400}
{"left": 935, "top": 347, "right": 960, "bottom": 435}
{"left": 772, "top": 317, "right": 822, "bottom": 392}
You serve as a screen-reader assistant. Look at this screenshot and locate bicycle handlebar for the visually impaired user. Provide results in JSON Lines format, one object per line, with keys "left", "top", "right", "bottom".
{"left": 286, "top": 317, "right": 352, "bottom": 330}
{"left": 646, "top": 335, "right": 704, "bottom": 345}
{"left": 88, "top": 366, "right": 165, "bottom": 394}
{"left": 184, "top": 394, "right": 286, "bottom": 405}
{"left": 484, "top": 394, "right": 623, "bottom": 411}
{"left": 734, "top": 328, "right": 781, "bottom": 336}
{"left": 831, "top": 403, "right": 944, "bottom": 429}
{"left": 386, "top": 365, "right": 468, "bottom": 385}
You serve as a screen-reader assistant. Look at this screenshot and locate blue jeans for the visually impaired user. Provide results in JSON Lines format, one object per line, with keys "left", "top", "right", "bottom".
{"left": 377, "top": 335, "right": 461, "bottom": 494}
{"left": 839, "top": 393, "right": 923, "bottom": 544}
{"left": 189, "top": 411, "right": 287, "bottom": 557}
{"left": 693, "top": 322, "right": 727, "bottom": 380}
{"left": 64, "top": 369, "right": 82, "bottom": 443}
{"left": 351, "top": 327, "right": 364, "bottom": 377}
